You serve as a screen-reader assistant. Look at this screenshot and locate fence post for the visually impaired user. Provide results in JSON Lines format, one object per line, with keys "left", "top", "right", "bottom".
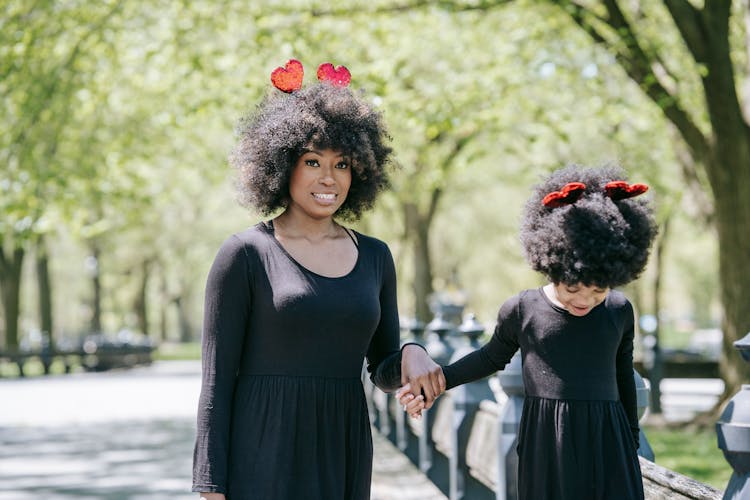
{"left": 716, "top": 331, "right": 750, "bottom": 499}
{"left": 634, "top": 369, "right": 655, "bottom": 461}
{"left": 496, "top": 351, "right": 523, "bottom": 500}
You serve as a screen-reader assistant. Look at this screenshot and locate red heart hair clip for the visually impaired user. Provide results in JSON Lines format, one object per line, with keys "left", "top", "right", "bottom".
{"left": 317, "top": 63, "right": 351, "bottom": 87}
{"left": 271, "top": 59, "right": 304, "bottom": 93}
{"left": 542, "top": 182, "right": 587, "bottom": 208}
{"left": 604, "top": 181, "right": 649, "bottom": 201}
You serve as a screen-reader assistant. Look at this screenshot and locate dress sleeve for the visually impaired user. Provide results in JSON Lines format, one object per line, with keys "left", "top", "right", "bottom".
{"left": 616, "top": 299, "right": 640, "bottom": 449}
{"left": 192, "top": 235, "right": 251, "bottom": 493}
{"left": 442, "top": 296, "right": 521, "bottom": 390}
{"left": 366, "top": 242, "right": 403, "bottom": 392}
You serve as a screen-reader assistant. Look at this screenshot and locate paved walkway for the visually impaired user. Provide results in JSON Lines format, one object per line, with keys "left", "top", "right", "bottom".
{"left": 0, "top": 360, "right": 445, "bottom": 499}
{"left": 371, "top": 431, "right": 447, "bottom": 500}
{"left": 0, "top": 360, "right": 722, "bottom": 499}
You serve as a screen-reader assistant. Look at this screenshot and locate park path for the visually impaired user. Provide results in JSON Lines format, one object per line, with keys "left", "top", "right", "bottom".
{"left": 0, "top": 360, "right": 445, "bottom": 499}
{"left": 0, "top": 360, "right": 720, "bottom": 499}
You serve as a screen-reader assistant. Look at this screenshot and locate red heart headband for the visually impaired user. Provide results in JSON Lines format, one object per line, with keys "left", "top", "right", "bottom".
{"left": 542, "top": 182, "right": 586, "bottom": 208}
{"left": 542, "top": 181, "right": 648, "bottom": 207}
{"left": 270, "top": 59, "right": 351, "bottom": 93}
{"left": 604, "top": 181, "right": 649, "bottom": 200}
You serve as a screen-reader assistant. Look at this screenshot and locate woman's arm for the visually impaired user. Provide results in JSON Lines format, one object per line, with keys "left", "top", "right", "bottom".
{"left": 193, "top": 235, "right": 252, "bottom": 494}
{"left": 199, "top": 493, "right": 226, "bottom": 500}
{"left": 366, "top": 242, "right": 444, "bottom": 405}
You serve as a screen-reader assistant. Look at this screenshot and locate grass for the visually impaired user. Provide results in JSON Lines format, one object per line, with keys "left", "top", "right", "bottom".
{"left": 152, "top": 341, "right": 201, "bottom": 360}
{"left": 643, "top": 423, "right": 732, "bottom": 490}
{"left": 0, "top": 342, "right": 201, "bottom": 377}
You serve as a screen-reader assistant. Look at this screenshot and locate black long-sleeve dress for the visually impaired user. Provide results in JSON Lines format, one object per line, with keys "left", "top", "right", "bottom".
{"left": 442, "top": 288, "right": 644, "bottom": 500}
{"left": 192, "top": 222, "right": 404, "bottom": 499}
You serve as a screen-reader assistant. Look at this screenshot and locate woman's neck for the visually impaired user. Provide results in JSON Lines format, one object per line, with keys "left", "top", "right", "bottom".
{"left": 273, "top": 211, "right": 341, "bottom": 242}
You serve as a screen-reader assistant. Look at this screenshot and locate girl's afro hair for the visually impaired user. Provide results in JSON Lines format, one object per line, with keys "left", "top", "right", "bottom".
{"left": 230, "top": 83, "right": 393, "bottom": 220}
{"left": 520, "top": 164, "right": 658, "bottom": 288}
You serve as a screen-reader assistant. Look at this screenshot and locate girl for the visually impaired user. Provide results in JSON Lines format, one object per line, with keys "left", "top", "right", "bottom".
{"left": 400, "top": 164, "right": 657, "bottom": 500}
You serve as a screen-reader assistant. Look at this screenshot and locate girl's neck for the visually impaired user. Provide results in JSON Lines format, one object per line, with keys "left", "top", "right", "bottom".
{"left": 542, "top": 283, "right": 565, "bottom": 308}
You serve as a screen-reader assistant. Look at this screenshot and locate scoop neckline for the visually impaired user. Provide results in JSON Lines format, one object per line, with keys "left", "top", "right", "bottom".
{"left": 261, "top": 221, "right": 360, "bottom": 280}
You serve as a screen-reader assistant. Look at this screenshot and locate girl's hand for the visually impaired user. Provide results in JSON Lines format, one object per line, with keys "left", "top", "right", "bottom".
{"left": 396, "top": 383, "right": 426, "bottom": 419}
{"left": 199, "top": 493, "right": 226, "bottom": 500}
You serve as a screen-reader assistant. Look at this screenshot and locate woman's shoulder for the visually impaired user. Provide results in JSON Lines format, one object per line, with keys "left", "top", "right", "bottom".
{"left": 215, "top": 223, "right": 271, "bottom": 259}
{"left": 349, "top": 229, "right": 391, "bottom": 254}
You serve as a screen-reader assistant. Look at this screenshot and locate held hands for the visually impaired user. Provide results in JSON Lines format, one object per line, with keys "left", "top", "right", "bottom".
{"left": 399, "top": 344, "right": 446, "bottom": 417}
{"left": 396, "top": 383, "right": 428, "bottom": 419}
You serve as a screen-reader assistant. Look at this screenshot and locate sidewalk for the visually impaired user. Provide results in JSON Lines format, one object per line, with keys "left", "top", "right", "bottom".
{"left": 0, "top": 361, "right": 720, "bottom": 499}
{"left": 0, "top": 361, "right": 447, "bottom": 499}
{"left": 371, "top": 430, "right": 447, "bottom": 500}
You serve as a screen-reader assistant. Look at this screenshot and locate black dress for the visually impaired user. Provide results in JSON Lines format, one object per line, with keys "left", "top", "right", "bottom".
{"left": 442, "top": 288, "right": 644, "bottom": 500}
{"left": 192, "top": 222, "right": 404, "bottom": 499}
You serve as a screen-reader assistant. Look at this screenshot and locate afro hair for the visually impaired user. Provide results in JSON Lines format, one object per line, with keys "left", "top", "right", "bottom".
{"left": 230, "top": 83, "right": 393, "bottom": 221}
{"left": 520, "top": 164, "right": 658, "bottom": 288}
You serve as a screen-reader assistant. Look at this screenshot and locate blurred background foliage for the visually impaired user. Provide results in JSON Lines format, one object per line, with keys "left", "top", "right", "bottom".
{"left": 0, "top": 0, "right": 733, "bottom": 359}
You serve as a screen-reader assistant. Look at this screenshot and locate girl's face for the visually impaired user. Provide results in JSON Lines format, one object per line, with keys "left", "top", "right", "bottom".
{"left": 552, "top": 282, "right": 610, "bottom": 317}
{"left": 287, "top": 147, "right": 351, "bottom": 220}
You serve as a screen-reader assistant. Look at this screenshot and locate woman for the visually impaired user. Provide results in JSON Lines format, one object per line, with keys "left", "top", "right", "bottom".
{"left": 192, "top": 60, "right": 444, "bottom": 500}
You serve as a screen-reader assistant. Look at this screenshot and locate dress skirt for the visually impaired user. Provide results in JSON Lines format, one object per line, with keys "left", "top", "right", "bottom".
{"left": 226, "top": 375, "right": 373, "bottom": 499}
{"left": 517, "top": 396, "right": 644, "bottom": 500}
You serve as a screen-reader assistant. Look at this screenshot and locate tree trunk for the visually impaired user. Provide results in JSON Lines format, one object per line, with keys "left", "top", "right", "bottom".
{"left": 35, "top": 237, "right": 53, "bottom": 348}
{"left": 711, "top": 154, "right": 750, "bottom": 399}
{"left": 89, "top": 245, "right": 102, "bottom": 333}
{"left": 0, "top": 246, "right": 25, "bottom": 350}
{"left": 159, "top": 267, "right": 169, "bottom": 342}
{"left": 133, "top": 259, "right": 150, "bottom": 336}
{"left": 174, "top": 295, "right": 193, "bottom": 343}
{"left": 648, "top": 217, "right": 670, "bottom": 415}
{"left": 404, "top": 202, "right": 434, "bottom": 323}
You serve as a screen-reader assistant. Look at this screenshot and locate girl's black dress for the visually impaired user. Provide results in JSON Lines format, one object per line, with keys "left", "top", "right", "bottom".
{"left": 443, "top": 288, "right": 644, "bottom": 500}
{"left": 192, "top": 222, "right": 403, "bottom": 499}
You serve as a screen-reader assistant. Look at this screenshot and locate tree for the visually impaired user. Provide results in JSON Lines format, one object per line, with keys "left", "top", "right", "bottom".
{"left": 545, "top": 0, "right": 750, "bottom": 403}
{"left": 339, "top": 0, "right": 749, "bottom": 403}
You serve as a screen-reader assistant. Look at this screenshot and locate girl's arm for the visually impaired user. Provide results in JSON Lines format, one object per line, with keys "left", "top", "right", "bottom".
{"left": 193, "top": 236, "right": 251, "bottom": 494}
{"left": 616, "top": 300, "right": 640, "bottom": 449}
{"left": 442, "top": 296, "right": 521, "bottom": 390}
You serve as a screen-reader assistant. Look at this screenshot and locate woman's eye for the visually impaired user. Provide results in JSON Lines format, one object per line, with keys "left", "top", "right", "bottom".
{"left": 335, "top": 161, "right": 349, "bottom": 169}
{"left": 305, "top": 159, "right": 319, "bottom": 167}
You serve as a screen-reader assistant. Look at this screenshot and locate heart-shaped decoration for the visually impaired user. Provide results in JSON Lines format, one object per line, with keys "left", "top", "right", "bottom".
{"left": 604, "top": 181, "right": 649, "bottom": 201}
{"left": 542, "top": 182, "right": 587, "bottom": 208}
{"left": 271, "top": 59, "right": 304, "bottom": 93}
{"left": 317, "top": 63, "right": 351, "bottom": 87}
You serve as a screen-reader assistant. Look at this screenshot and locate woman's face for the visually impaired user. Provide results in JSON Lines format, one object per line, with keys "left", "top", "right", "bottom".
{"left": 287, "top": 147, "right": 351, "bottom": 220}
{"left": 552, "top": 282, "right": 610, "bottom": 317}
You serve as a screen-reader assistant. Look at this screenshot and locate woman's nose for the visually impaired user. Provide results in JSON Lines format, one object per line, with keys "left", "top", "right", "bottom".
{"left": 318, "top": 167, "right": 335, "bottom": 184}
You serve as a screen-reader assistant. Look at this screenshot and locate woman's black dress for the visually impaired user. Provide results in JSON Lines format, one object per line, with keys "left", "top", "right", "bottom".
{"left": 192, "top": 222, "right": 403, "bottom": 499}
{"left": 442, "top": 288, "right": 644, "bottom": 500}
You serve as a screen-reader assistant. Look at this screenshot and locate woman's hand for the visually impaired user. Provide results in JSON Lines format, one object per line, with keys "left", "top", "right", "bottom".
{"left": 199, "top": 493, "right": 226, "bottom": 500}
{"left": 400, "top": 344, "right": 445, "bottom": 409}
{"left": 396, "top": 383, "right": 426, "bottom": 418}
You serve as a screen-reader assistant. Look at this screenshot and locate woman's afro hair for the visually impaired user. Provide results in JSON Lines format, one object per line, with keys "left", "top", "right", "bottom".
{"left": 230, "top": 83, "right": 393, "bottom": 220}
{"left": 520, "top": 164, "right": 658, "bottom": 288}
